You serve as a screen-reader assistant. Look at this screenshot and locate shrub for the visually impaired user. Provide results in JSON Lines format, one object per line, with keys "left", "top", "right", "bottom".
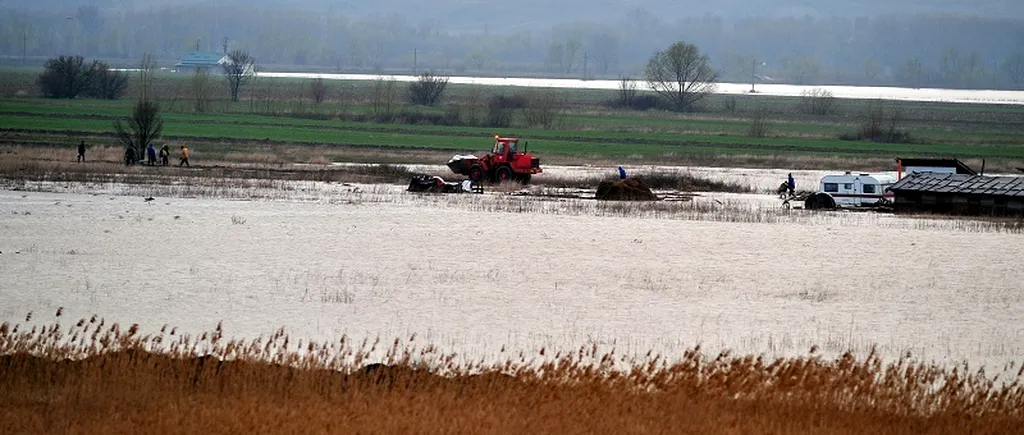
{"left": 85, "top": 61, "right": 129, "bottom": 100}
{"left": 841, "top": 99, "right": 913, "bottom": 143}
{"left": 485, "top": 95, "right": 524, "bottom": 128}
{"left": 522, "top": 90, "right": 561, "bottom": 129}
{"left": 309, "top": 77, "right": 328, "bottom": 104}
{"left": 407, "top": 72, "right": 449, "bottom": 106}
{"left": 799, "top": 88, "right": 836, "bottom": 116}
{"left": 37, "top": 55, "right": 92, "bottom": 99}
{"left": 748, "top": 109, "right": 770, "bottom": 138}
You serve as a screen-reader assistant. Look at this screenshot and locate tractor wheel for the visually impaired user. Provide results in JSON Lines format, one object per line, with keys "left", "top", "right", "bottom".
{"left": 495, "top": 166, "right": 513, "bottom": 183}
{"left": 468, "top": 165, "right": 485, "bottom": 182}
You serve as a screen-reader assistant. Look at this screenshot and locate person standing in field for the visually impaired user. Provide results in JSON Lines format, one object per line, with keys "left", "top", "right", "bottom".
{"left": 146, "top": 143, "right": 157, "bottom": 166}
{"left": 617, "top": 166, "right": 627, "bottom": 179}
{"left": 160, "top": 145, "right": 170, "bottom": 166}
{"left": 179, "top": 145, "right": 190, "bottom": 167}
{"left": 77, "top": 140, "right": 86, "bottom": 162}
{"left": 787, "top": 173, "right": 796, "bottom": 196}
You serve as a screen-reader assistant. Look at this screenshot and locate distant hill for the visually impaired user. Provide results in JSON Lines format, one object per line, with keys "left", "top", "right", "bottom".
{"left": 6, "top": 0, "right": 1024, "bottom": 24}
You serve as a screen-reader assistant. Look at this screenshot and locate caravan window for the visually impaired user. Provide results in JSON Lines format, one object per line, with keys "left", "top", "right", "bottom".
{"left": 823, "top": 183, "right": 838, "bottom": 192}
{"left": 843, "top": 183, "right": 853, "bottom": 190}
{"left": 863, "top": 184, "right": 877, "bottom": 194}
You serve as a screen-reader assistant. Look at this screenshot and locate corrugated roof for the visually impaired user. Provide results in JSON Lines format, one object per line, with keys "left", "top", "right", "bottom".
{"left": 897, "top": 158, "right": 976, "bottom": 175}
{"left": 176, "top": 51, "right": 226, "bottom": 66}
{"left": 888, "top": 173, "right": 1024, "bottom": 197}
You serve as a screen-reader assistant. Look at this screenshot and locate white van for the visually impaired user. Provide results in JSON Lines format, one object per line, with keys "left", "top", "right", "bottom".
{"left": 819, "top": 172, "right": 896, "bottom": 207}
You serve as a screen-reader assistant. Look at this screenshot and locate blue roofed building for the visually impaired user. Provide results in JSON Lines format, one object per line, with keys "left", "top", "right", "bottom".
{"left": 174, "top": 51, "right": 229, "bottom": 73}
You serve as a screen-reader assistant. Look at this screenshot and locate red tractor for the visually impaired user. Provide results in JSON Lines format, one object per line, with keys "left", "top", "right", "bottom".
{"left": 446, "top": 136, "right": 543, "bottom": 183}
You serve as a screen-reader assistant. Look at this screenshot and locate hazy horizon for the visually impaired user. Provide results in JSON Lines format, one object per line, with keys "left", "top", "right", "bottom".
{"left": 1, "top": 0, "right": 1023, "bottom": 89}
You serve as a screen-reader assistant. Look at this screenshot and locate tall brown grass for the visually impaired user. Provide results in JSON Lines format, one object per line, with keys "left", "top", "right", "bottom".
{"left": 1, "top": 313, "right": 1022, "bottom": 434}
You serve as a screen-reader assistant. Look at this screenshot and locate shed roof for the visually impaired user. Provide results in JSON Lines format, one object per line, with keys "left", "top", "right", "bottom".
{"left": 176, "top": 51, "right": 227, "bottom": 66}
{"left": 888, "top": 173, "right": 1024, "bottom": 197}
{"left": 897, "top": 158, "right": 976, "bottom": 175}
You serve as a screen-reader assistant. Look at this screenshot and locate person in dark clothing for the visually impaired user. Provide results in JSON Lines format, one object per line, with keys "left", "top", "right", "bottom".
{"left": 787, "top": 173, "right": 796, "bottom": 195}
{"left": 617, "top": 166, "right": 627, "bottom": 179}
{"left": 160, "top": 145, "right": 170, "bottom": 166}
{"left": 146, "top": 143, "right": 157, "bottom": 166}
{"left": 124, "top": 147, "right": 137, "bottom": 166}
{"left": 77, "top": 141, "right": 86, "bottom": 162}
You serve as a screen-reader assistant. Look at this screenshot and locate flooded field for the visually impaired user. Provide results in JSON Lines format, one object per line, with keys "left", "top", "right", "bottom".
{"left": 1, "top": 175, "right": 1022, "bottom": 372}
{"left": 258, "top": 71, "right": 1024, "bottom": 105}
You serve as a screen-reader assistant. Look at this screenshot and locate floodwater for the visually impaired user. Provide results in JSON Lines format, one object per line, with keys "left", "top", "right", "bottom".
{"left": 2, "top": 177, "right": 1022, "bottom": 371}
{"left": 258, "top": 71, "right": 1024, "bottom": 105}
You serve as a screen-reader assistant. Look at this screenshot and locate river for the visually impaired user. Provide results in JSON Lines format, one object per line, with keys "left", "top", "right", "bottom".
{"left": 258, "top": 71, "right": 1024, "bottom": 105}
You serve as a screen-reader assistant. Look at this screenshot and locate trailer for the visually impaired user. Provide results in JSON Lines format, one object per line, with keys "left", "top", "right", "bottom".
{"left": 782, "top": 172, "right": 896, "bottom": 210}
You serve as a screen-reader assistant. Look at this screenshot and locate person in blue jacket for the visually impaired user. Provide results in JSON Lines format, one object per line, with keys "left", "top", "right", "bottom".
{"left": 617, "top": 166, "right": 627, "bottom": 179}
{"left": 787, "top": 173, "right": 796, "bottom": 195}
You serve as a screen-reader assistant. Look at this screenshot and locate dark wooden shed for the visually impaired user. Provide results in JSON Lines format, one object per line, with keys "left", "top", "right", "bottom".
{"left": 887, "top": 173, "right": 1024, "bottom": 216}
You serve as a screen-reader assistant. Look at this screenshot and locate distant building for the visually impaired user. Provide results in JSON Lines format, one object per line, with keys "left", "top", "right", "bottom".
{"left": 896, "top": 158, "right": 977, "bottom": 179}
{"left": 887, "top": 172, "right": 1024, "bottom": 216}
{"left": 174, "top": 51, "right": 229, "bottom": 73}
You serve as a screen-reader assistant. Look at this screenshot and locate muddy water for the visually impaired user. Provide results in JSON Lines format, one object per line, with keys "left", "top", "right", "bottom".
{"left": 1, "top": 185, "right": 1021, "bottom": 371}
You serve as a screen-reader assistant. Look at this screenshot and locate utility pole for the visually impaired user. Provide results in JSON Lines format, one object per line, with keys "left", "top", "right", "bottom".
{"left": 750, "top": 58, "right": 756, "bottom": 93}
{"left": 583, "top": 52, "right": 588, "bottom": 80}
{"left": 413, "top": 48, "right": 418, "bottom": 75}
{"left": 222, "top": 37, "right": 229, "bottom": 54}
{"left": 22, "top": 27, "right": 28, "bottom": 65}
{"left": 195, "top": 38, "right": 200, "bottom": 52}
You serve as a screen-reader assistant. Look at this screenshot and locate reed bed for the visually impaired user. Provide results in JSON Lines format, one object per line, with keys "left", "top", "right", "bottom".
{"left": 1, "top": 314, "right": 1022, "bottom": 434}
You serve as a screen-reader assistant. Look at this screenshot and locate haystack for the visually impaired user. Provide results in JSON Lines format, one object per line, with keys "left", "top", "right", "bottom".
{"left": 595, "top": 178, "right": 658, "bottom": 201}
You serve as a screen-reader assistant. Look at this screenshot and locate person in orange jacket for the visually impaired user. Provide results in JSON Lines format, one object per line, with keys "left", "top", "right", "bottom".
{"left": 179, "top": 145, "right": 190, "bottom": 167}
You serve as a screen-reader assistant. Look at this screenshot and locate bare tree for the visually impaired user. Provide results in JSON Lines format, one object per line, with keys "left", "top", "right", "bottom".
{"left": 221, "top": 49, "right": 256, "bottom": 102}
{"left": 616, "top": 76, "right": 638, "bottom": 108}
{"left": 87, "top": 60, "right": 128, "bottom": 100}
{"left": 369, "top": 78, "right": 398, "bottom": 121}
{"left": 407, "top": 72, "right": 449, "bottom": 106}
{"left": 36, "top": 55, "right": 91, "bottom": 99}
{"left": 748, "top": 108, "right": 769, "bottom": 138}
{"left": 1002, "top": 52, "right": 1024, "bottom": 86}
{"left": 137, "top": 53, "right": 156, "bottom": 101}
{"left": 309, "top": 77, "right": 328, "bottom": 104}
{"left": 798, "top": 88, "right": 836, "bottom": 116}
{"left": 191, "top": 68, "right": 213, "bottom": 113}
{"left": 114, "top": 99, "right": 164, "bottom": 159}
{"left": 522, "top": 90, "right": 561, "bottom": 129}
{"left": 645, "top": 41, "right": 718, "bottom": 112}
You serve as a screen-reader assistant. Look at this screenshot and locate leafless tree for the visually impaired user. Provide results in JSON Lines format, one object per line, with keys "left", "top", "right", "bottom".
{"left": 645, "top": 41, "right": 718, "bottom": 112}
{"left": 114, "top": 99, "right": 163, "bottom": 159}
{"left": 221, "top": 49, "right": 256, "bottom": 102}
{"left": 87, "top": 60, "right": 129, "bottom": 100}
{"left": 191, "top": 68, "right": 213, "bottom": 113}
{"left": 309, "top": 77, "right": 328, "bottom": 104}
{"left": 522, "top": 90, "right": 561, "bottom": 128}
{"left": 407, "top": 72, "right": 449, "bottom": 106}
{"left": 616, "top": 76, "right": 638, "bottom": 108}
{"left": 748, "top": 108, "right": 770, "bottom": 138}
{"left": 798, "top": 88, "right": 836, "bottom": 116}
{"left": 1002, "top": 52, "right": 1024, "bottom": 86}
{"left": 137, "top": 53, "right": 156, "bottom": 101}
{"left": 370, "top": 78, "right": 398, "bottom": 121}
{"left": 36, "top": 55, "right": 91, "bottom": 98}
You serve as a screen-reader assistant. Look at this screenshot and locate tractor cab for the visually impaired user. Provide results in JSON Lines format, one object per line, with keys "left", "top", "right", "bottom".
{"left": 491, "top": 136, "right": 519, "bottom": 160}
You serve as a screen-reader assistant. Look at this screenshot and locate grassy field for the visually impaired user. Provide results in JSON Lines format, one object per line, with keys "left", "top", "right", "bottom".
{"left": 1, "top": 317, "right": 1022, "bottom": 434}
{"left": 2, "top": 68, "right": 1024, "bottom": 172}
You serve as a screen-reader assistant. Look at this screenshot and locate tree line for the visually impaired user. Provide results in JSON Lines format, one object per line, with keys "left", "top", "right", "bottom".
{"left": 2, "top": 5, "right": 1023, "bottom": 89}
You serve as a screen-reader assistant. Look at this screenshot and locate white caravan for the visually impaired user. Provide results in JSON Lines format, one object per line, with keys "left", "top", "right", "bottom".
{"left": 819, "top": 172, "right": 897, "bottom": 207}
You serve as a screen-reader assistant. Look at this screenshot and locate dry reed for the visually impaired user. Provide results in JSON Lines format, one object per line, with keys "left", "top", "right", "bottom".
{"left": 1, "top": 314, "right": 1022, "bottom": 434}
